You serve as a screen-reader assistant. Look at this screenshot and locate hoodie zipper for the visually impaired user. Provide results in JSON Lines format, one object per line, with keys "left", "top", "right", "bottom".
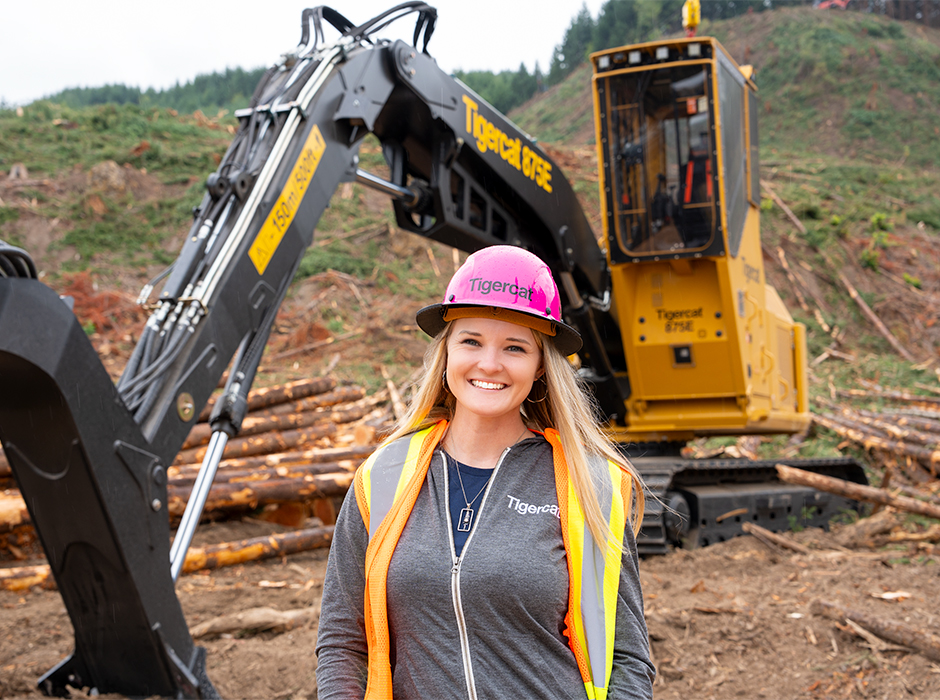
{"left": 446, "top": 446, "right": 511, "bottom": 700}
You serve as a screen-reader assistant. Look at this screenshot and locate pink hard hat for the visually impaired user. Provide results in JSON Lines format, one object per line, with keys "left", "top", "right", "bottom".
{"left": 416, "top": 246, "right": 582, "bottom": 355}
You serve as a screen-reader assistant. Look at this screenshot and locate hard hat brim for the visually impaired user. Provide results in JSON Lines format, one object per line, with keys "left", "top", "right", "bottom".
{"left": 416, "top": 303, "right": 583, "bottom": 356}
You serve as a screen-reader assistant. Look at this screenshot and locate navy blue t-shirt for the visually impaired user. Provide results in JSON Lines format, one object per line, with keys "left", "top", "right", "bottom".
{"left": 444, "top": 453, "right": 493, "bottom": 557}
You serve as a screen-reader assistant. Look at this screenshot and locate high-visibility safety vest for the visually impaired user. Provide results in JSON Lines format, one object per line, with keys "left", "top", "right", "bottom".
{"left": 353, "top": 420, "right": 635, "bottom": 700}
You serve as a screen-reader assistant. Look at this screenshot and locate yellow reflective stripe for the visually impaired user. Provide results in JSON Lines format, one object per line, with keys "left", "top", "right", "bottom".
{"left": 357, "top": 425, "right": 437, "bottom": 537}
{"left": 394, "top": 428, "right": 431, "bottom": 504}
{"left": 568, "top": 458, "right": 628, "bottom": 700}
{"left": 356, "top": 448, "right": 384, "bottom": 531}
{"left": 601, "top": 461, "right": 627, "bottom": 693}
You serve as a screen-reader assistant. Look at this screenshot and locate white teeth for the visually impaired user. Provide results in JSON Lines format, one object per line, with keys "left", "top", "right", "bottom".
{"left": 470, "top": 380, "right": 505, "bottom": 390}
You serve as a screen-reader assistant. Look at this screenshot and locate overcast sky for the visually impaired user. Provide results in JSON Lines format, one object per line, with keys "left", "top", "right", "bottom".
{"left": 2, "top": 0, "right": 605, "bottom": 106}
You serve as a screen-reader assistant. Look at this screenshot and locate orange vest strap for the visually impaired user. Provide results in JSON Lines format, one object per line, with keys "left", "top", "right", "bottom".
{"left": 358, "top": 424, "right": 632, "bottom": 699}
{"left": 544, "top": 429, "right": 594, "bottom": 686}
{"left": 361, "top": 421, "right": 448, "bottom": 699}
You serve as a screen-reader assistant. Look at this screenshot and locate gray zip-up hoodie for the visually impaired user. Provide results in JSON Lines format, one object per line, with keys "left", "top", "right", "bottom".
{"left": 315, "top": 436, "right": 654, "bottom": 699}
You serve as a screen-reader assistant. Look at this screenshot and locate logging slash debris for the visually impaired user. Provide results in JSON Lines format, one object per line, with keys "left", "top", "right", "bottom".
{"left": 1, "top": 374, "right": 397, "bottom": 585}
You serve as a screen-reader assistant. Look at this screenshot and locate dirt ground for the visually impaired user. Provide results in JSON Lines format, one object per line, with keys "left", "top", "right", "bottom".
{"left": 2, "top": 519, "right": 939, "bottom": 700}
{"left": 642, "top": 532, "right": 940, "bottom": 700}
{"left": 0, "top": 517, "right": 329, "bottom": 700}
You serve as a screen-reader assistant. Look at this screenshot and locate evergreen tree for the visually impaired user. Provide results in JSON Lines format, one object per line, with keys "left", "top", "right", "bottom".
{"left": 593, "top": 0, "right": 640, "bottom": 50}
{"left": 510, "top": 63, "right": 537, "bottom": 103}
{"left": 548, "top": 3, "right": 596, "bottom": 85}
{"left": 534, "top": 62, "right": 545, "bottom": 93}
{"left": 454, "top": 65, "right": 538, "bottom": 114}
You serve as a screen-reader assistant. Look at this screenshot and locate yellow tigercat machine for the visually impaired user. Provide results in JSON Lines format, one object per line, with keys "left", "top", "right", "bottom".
{"left": 591, "top": 37, "right": 809, "bottom": 444}
{"left": 589, "top": 38, "right": 864, "bottom": 551}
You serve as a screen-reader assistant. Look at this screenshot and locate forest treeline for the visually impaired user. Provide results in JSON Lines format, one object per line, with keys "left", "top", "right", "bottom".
{"left": 466, "top": 0, "right": 940, "bottom": 113}
{"left": 35, "top": 0, "right": 940, "bottom": 116}
{"left": 448, "top": 0, "right": 769, "bottom": 111}
{"left": 44, "top": 67, "right": 265, "bottom": 116}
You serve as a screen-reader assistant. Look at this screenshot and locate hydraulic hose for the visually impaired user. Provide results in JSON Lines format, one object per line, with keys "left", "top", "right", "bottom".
{"left": 0, "top": 240, "right": 38, "bottom": 279}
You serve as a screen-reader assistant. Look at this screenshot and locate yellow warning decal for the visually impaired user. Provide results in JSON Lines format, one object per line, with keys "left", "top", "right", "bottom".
{"left": 248, "top": 124, "right": 326, "bottom": 275}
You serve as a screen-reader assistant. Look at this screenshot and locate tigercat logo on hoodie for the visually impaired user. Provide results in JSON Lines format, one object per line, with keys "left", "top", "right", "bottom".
{"left": 506, "top": 495, "right": 560, "bottom": 518}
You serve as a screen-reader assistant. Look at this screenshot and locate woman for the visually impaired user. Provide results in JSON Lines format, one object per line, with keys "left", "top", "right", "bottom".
{"left": 316, "top": 246, "right": 654, "bottom": 699}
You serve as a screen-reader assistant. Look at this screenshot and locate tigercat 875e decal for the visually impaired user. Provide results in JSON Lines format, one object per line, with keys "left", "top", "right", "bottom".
{"left": 461, "top": 94, "right": 553, "bottom": 194}
{"left": 249, "top": 124, "right": 326, "bottom": 275}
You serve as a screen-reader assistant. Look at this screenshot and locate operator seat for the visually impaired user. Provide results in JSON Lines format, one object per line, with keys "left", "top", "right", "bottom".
{"left": 679, "top": 135, "right": 712, "bottom": 248}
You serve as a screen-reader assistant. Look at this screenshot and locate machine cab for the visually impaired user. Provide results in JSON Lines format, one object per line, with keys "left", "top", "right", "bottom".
{"left": 593, "top": 38, "right": 759, "bottom": 263}
{"left": 591, "top": 38, "right": 809, "bottom": 441}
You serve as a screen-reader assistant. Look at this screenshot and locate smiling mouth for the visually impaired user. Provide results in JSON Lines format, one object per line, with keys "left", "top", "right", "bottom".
{"left": 470, "top": 379, "right": 506, "bottom": 390}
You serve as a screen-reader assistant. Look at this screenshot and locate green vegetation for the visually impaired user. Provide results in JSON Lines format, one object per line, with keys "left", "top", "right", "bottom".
{"left": 0, "top": 102, "right": 231, "bottom": 181}
{"left": 757, "top": 161, "right": 940, "bottom": 274}
{"left": 869, "top": 212, "right": 892, "bottom": 232}
{"left": 708, "top": 9, "right": 940, "bottom": 167}
{"left": 0, "top": 101, "right": 217, "bottom": 270}
{"left": 0, "top": 208, "right": 21, "bottom": 228}
{"left": 859, "top": 246, "right": 880, "bottom": 270}
{"left": 510, "top": 65, "right": 594, "bottom": 143}
{"left": 297, "top": 238, "right": 380, "bottom": 280}
{"left": 903, "top": 272, "right": 922, "bottom": 289}
{"left": 909, "top": 196, "right": 940, "bottom": 230}
{"left": 0, "top": 208, "right": 24, "bottom": 248}
{"left": 59, "top": 185, "right": 200, "bottom": 269}
{"left": 295, "top": 184, "right": 448, "bottom": 303}
{"left": 545, "top": 0, "right": 789, "bottom": 87}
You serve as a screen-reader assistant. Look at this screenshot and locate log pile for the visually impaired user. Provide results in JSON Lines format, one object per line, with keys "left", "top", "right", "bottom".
{"left": 813, "top": 386, "right": 940, "bottom": 488}
{"left": 799, "top": 383, "right": 940, "bottom": 555}
{"left": 1, "top": 525, "right": 335, "bottom": 592}
{"left": 1, "top": 375, "right": 398, "bottom": 585}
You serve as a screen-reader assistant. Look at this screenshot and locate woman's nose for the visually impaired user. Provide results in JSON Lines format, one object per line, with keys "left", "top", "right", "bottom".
{"left": 475, "top": 347, "right": 502, "bottom": 373}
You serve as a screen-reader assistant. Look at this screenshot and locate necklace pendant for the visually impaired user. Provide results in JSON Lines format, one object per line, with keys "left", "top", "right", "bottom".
{"left": 457, "top": 507, "right": 474, "bottom": 532}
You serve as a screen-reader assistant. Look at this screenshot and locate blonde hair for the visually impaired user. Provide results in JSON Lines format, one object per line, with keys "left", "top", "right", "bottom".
{"left": 384, "top": 324, "right": 645, "bottom": 549}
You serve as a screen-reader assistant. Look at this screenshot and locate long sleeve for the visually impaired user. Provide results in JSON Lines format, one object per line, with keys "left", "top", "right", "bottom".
{"left": 315, "top": 487, "right": 370, "bottom": 700}
{"left": 607, "top": 523, "right": 656, "bottom": 699}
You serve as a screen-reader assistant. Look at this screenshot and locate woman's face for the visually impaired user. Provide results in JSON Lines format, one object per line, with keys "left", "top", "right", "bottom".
{"left": 445, "top": 317, "right": 542, "bottom": 424}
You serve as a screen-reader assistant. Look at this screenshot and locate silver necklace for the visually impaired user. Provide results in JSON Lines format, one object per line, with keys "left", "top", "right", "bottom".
{"left": 450, "top": 454, "right": 490, "bottom": 533}
{"left": 445, "top": 427, "right": 530, "bottom": 532}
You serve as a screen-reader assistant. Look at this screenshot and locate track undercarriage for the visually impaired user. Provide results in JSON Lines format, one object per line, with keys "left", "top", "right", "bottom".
{"left": 632, "top": 448, "right": 867, "bottom": 555}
